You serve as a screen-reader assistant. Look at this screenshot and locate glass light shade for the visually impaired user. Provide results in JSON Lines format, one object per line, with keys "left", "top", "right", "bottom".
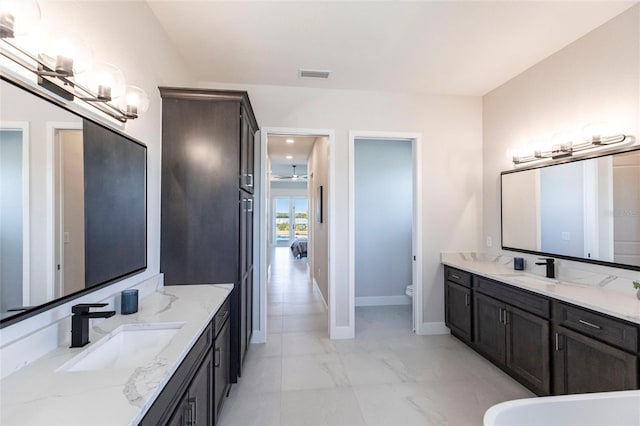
{"left": 40, "top": 32, "right": 93, "bottom": 76}
{"left": 76, "top": 62, "right": 126, "bottom": 101}
{"left": 0, "top": 0, "right": 40, "bottom": 38}
{"left": 582, "top": 122, "right": 609, "bottom": 143}
{"left": 122, "top": 85, "right": 150, "bottom": 117}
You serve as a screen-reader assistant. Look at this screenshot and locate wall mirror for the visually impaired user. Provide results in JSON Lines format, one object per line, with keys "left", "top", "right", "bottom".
{"left": 0, "top": 75, "right": 147, "bottom": 327}
{"left": 501, "top": 147, "right": 640, "bottom": 271}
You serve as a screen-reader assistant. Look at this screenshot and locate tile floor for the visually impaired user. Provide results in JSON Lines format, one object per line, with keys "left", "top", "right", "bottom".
{"left": 219, "top": 247, "right": 534, "bottom": 426}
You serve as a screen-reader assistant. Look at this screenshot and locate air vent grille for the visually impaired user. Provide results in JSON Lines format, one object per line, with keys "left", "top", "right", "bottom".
{"left": 298, "top": 69, "right": 331, "bottom": 79}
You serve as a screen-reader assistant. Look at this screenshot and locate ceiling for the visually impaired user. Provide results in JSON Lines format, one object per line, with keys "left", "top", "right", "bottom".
{"left": 267, "top": 135, "right": 317, "bottom": 179}
{"left": 147, "top": 1, "right": 636, "bottom": 96}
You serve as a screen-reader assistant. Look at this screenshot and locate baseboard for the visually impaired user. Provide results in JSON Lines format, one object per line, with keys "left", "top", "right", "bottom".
{"left": 330, "top": 325, "right": 354, "bottom": 339}
{"left": 313, "top": 277, "right": 328, "bottom": 310}
{"left": 250, "top": 329, "right": 266, "bottom": 344}
{"left": 417, "top": 321, "right": 450, "bottom": 335}
{"left": 355, "top": 295, "right": 411, "bottom": 307}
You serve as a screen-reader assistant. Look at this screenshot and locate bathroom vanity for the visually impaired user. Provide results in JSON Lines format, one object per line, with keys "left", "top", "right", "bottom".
{"left": 443, "top": 255, "right": 640, "bottom": 396}
{"left": 0, "top": 284, "right": 232, "bottom": 425}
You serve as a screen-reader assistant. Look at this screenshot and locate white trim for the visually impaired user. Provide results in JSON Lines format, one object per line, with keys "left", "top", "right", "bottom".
{"left": 355, "top": 295, "right": 411, "bottom": 307}
{"left": 313, "top": 277, "right": 328, "bottom": 309}
{"left": 259, "top": 127, "right": 336, "bottom": 340}
{"left": 45, "top": 122, "right": 83, "bottom": 300}
{"left": 421, "top": 322, "right": 450, "bottom": 335}
{"left": 1, "top": 122, "right": 31, "bottom": 305}
{"left": 348, "top": 131, "right": 424, "bottom": 336}
{"left": 330, "top": 326, "right": 353, "bottom": 340}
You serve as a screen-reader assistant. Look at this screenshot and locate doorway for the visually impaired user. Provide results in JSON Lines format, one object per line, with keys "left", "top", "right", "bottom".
{"left": 256, "top": 128, "right": 336, "bottom": 343}
{"left": 348, "top": 131, "right": 423, "bottom": 335}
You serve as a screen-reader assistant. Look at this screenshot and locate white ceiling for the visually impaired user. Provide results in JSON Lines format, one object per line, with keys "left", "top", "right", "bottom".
{"left": 147, "top": 1, "right": 636, "bottom": 96}
{"left": 267, "top": 135, "right": 317, "bottom": 179}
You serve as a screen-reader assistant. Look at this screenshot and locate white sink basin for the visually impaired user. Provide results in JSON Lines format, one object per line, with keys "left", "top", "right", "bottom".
{"left": 501, "top": 273, "right": 559, "bottom": 287}
{"left": 58, "top": 322, "right": 184, "bottom": 372}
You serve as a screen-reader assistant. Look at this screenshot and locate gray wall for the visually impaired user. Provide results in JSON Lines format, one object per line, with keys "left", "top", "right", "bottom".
{"left": 1, "top": 130, "right": 23, "bottom": 312}
{"left": 540, "top": 161, "right": 585, "bottom": 257}
{"left": 355, "top": 139, "right": 412, "bottom": 300}
{"left": 308, "top": 137, "right": 329, "bottom": 303}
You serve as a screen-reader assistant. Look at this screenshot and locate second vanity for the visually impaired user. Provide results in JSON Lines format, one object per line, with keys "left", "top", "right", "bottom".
{"left": 0, "top": 284, "right": 232, "bottom": 425}
{"left": 443, "top": 254, "right": 640, "bottom": 397}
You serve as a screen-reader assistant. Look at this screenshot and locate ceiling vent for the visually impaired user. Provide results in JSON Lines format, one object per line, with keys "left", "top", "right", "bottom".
{"left": 298, "top": 69, "right": 331, "bottom": 79}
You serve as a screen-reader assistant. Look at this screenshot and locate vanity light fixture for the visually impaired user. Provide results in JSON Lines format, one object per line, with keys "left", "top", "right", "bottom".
{"left": 0, "top": 1, "right": 149, "bottom": 123}
{"left": 512, "top": 131, "right": 634, "bottom": 165}
{"left": 286, "top": 155, "right": 293, "bottom": 159}
{"left": 286, "top": 138, "right": 294, "bottom": 144}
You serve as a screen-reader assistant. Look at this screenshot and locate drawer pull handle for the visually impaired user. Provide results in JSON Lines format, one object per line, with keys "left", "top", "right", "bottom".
{"left": 503, "top": 310, "right": 509, "bottom": 325}
{"left": 555, "top": 332, "right": 559, "bottom": 351}
{"left": 578, "top": 319, "right": 601, "bottom": 329}
{"left": 498, "top": 308, "right": 504, "bottom": 324}
{"left": 464, "top": 293, "right": 470, "bottom": 307}
{"left": 215, "top": 347, "right": 221, "bottom": 368}
{"left": 451, "top": 274, "right": 460, "bottom": 280}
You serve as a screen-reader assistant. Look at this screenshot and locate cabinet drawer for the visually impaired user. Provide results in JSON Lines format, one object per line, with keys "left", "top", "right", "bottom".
{"left": 214, "top": 297, "right": 230, "bottom": 338}
{"left": 476, "top": 277, "right": 550, "bottom": 319}
{"left": 554, "top": 302, "right": 638, "bottom": 353}
{"left": 445, "top": 267, "right": 472, "bottom": 288}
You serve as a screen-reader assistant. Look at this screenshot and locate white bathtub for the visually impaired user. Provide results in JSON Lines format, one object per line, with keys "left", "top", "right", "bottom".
{"left": 484, "top": 390, "right": 640, "bottom": 426}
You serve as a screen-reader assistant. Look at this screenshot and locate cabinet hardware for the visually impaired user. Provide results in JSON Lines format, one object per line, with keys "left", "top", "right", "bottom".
{"left": 464, "top": 293, "right": 470, "bottom": 307}
{"left": 555, "top": 332, "right": 559, "bottom": 351}
{"left": 247, "top": 173, "right": 254, "bottom": 188}
{"left": 578, "top": 319, "right": 601, "bottom": 329}
{"left": 247, "top": 198, "right": 254, "bottom": 213}
{"left": 498, "top": 308, "right": 504, "bottom": 324}
{"left": 187, "top": 398, "right": 197, "bottom": 425}
{"left": 215, "top": 347, "right": 221, "bottom": 368}
{"left": 451, "top": 274, "right": 460, "bottom": 280}
{"left": 504, "top": 310, "right": 509, "bottom": 325}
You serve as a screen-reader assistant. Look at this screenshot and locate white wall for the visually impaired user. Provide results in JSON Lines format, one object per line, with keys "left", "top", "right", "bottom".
{"left": 483, "top": 5, "right": 640, "bottom": 278}
{"left": 354, "top": 139, "right": 412, "bottom": 302}
{"left": 200, "top": 80, "right": 483, "bottom": 331}
{"left": 308, "top": 137, "right": 330, "bottom": 304}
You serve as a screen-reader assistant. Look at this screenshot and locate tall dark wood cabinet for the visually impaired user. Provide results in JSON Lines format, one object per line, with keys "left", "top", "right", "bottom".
{"left": 159, "top": 87, "right": 258, "bottom": 384}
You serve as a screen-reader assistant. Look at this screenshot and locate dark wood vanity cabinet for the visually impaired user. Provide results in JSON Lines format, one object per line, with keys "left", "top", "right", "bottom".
{"left": 444, "top": 267, "right": 472, "bottom": 342}
{"left": 159, "top": 87, "right": 259, "bottom": 384}
{"left": 140, "top": 297, "right": 231, "bottom": 426}
{"left": 553, "top": 302, "right": 639, "bottom": 394}
{"left": 473, "top": 279, "right": 551, "bottom": 395}
{"left": 445, "top": 267, "right": 640, "bottom": 397}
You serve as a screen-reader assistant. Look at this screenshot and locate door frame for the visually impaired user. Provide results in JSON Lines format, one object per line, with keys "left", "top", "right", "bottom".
{"left": 348, "top": 131, "right": 424, "bottom": 334}
{"left": 0, "top": 121, "right": 30, "bottom": 306}
{"left": 46, "top": 121, "right": 83, "bottom": 300}
{"left": 256, "top": 127, "right": 336, "bottom": 343}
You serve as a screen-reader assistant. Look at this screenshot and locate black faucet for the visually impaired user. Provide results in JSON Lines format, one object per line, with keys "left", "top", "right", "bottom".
{"left": 535, "top": 258, "right": 555, "bottom": 279}
{"left": 70, "top": 303, "right": 116, "bottom": 348}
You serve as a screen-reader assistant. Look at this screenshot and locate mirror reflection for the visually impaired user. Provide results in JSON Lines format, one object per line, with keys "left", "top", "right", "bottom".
{"left": 0, "top": 78, "right": 147, "bottom": 323}
{"left": 502, "top": 149, "right": 640, "bottom": 268}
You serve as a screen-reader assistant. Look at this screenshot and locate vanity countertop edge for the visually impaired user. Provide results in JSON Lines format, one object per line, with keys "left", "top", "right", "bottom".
{"left": 441, "top": 255, "right": 640, "bottom": 326}
{"left": 0, "top": 283, "right": 233, "bottom": 426}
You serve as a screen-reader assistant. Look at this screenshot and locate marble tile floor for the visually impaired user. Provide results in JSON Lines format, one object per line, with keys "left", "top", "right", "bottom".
{"left": 219, "top": 247, "right": 533, "bottom": 426}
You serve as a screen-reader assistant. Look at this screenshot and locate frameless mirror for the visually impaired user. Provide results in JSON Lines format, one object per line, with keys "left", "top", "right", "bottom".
{"left": 501, "top": 148, "right": 640, "bottom": 270}
{"left": 0, "top": 76, "right": 147, "bottom": 325}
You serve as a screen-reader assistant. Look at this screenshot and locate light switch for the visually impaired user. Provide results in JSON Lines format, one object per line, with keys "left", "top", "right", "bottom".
{"left": 561, "top": 232, "right": 570, "bottom": 241}
{"left": 64, "top": 232, "right": 70, "bottom": 243}
{"left": 486, "top": 237, "right": 492, "bottom": 247}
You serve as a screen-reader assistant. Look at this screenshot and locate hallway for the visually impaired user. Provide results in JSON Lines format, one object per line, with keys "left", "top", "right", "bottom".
{"left": 219, "top": 247, "right": 533, "bottom": 426}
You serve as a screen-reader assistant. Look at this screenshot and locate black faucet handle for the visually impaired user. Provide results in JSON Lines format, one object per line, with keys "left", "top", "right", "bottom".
{"left": 72, "top": 303, "right": 109, "bottom": 314}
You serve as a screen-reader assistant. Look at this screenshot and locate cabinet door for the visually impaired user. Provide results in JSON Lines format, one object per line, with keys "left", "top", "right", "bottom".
{"left": 444, "top": 281, "right": 472, "bottom": 342}
{"left": 505, "top": 305, "right": 550, "bottom": 395}
{"left": 214, "top": 319, "right": 231, "bottom": 423}
{"left": 474, "top": 292, "right": 506, "bottom": 365}
{"left": 240, "top": 274, "right": 247, "bottom": 364}
{"left": 166, "top": 394, "right": 189, "bottom": 426}
{"left": 188, "top": 351, "right": 213, "bottom": 426}
{"left": 554, "top": 325, "right": 638, "bottom": 395}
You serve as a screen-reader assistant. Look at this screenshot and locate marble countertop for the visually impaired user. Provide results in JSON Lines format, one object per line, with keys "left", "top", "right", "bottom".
{"left": 442, "top": 253, "right": 640, "bottom": 325}
{"left": 0, "top": 284, "right": 233, "bottom": 426}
